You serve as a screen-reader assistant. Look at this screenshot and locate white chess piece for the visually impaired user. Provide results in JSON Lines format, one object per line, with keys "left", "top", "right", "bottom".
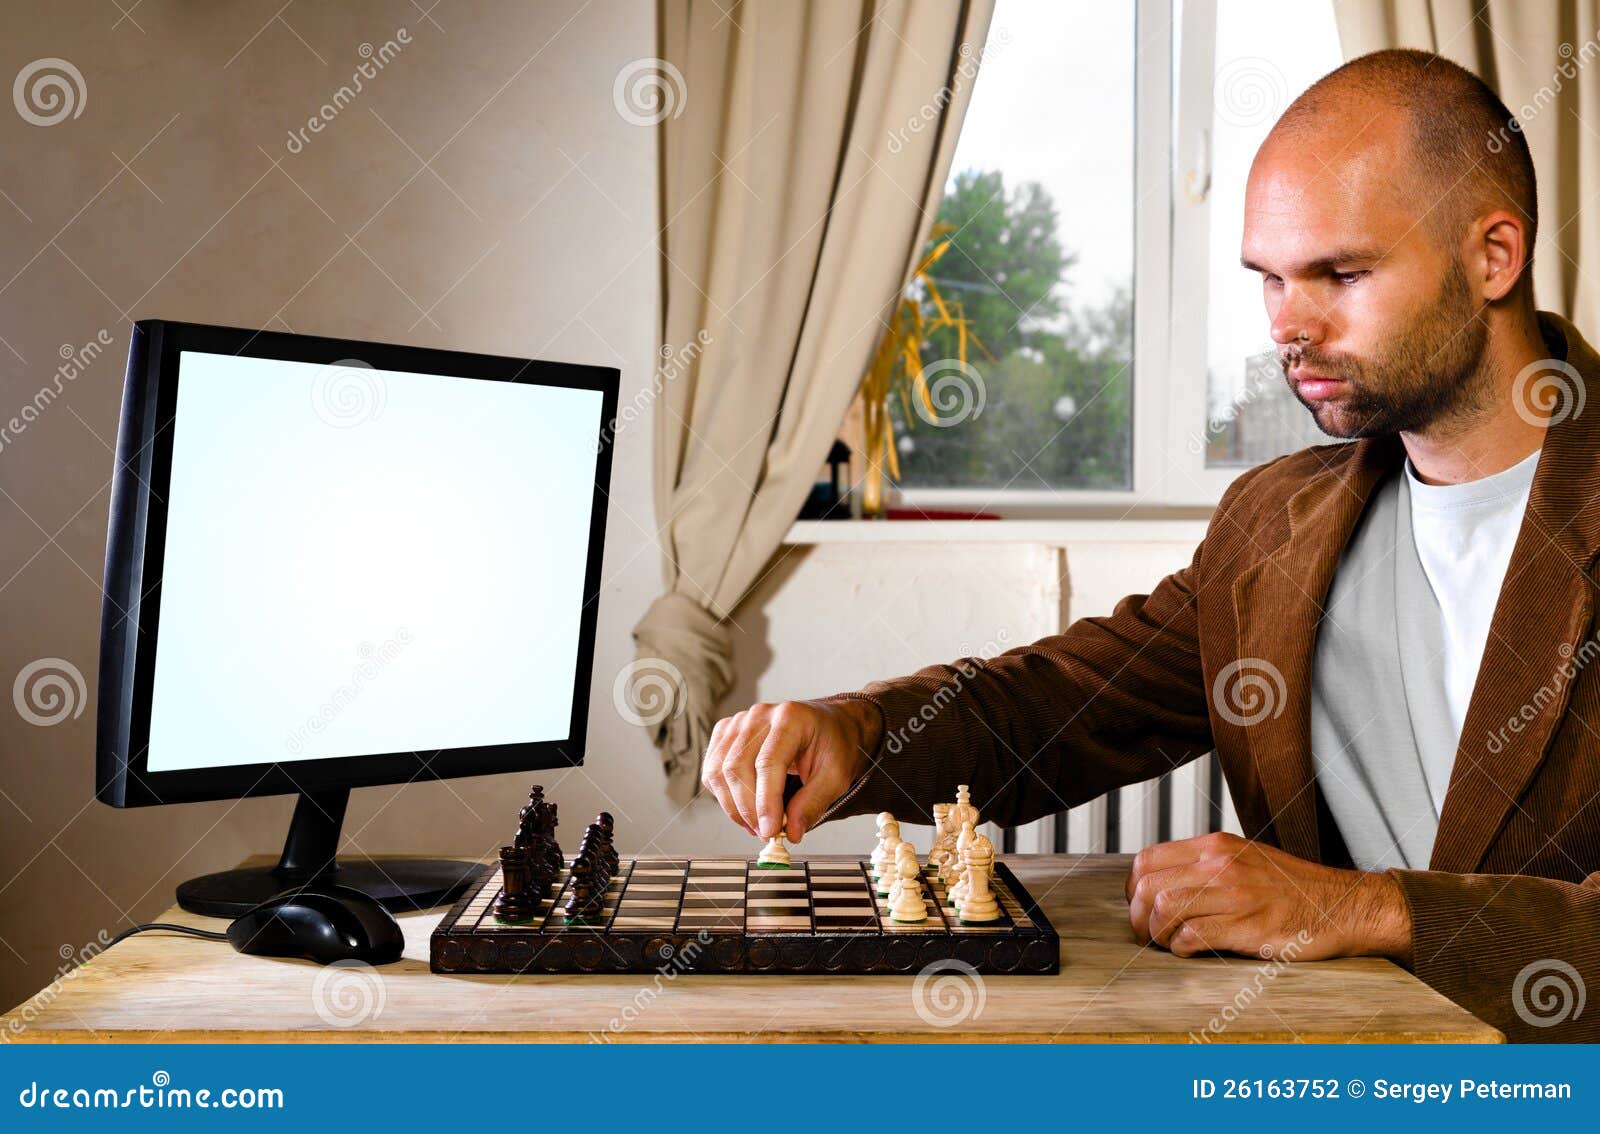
{"left": 888, "top": 844, "right": 918, "bottom": 905}
{"left": 889, "top": 856, "right": 927, "bottom": 922}
{"left": 880, "top": 839, "right": 907, "bottom": 897}
{"left": 958, "top": 834, "right": 1000, "bottom": 922}
{"left": 871, "top": 814, "right": 900, "bottom": 879}
{"left": 950, "top": 784, "right": 979, "bottom": 832}
{"left": 928, "top": 803, "right": 951, "bottom": 876}
{"left": 949, "top": 820, "right": 976, "bottom": 909}
{"left": 757, "top": 826, "right": 791, "bottom": 868}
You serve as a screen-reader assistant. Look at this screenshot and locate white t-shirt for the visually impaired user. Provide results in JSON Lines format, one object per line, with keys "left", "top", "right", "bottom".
{"left": 1403, "top": 447, "right": 1541, "bottom": 810}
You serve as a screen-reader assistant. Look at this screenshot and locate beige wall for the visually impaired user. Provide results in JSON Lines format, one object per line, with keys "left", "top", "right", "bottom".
{"left": 0, "top": 0, "right": 717, "bottom": 1013}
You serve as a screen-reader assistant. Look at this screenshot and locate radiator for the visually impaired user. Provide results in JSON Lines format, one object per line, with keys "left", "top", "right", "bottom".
{"left": 996, "top": 752, "right": 1241, "bottom": 853}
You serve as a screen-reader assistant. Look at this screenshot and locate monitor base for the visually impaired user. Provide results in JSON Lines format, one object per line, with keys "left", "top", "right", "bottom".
{"left": 176, "top": 857, "right": 485, "bottom": 918}
{"left": 174, "top": 785, "right": 485, "bottom": 918}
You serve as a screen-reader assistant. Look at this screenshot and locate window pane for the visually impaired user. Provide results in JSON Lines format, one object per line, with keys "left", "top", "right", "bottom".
{"left": 890, "top": 0, "right": 1135, "bottom": 492}
{"left": 1202, "top": 0, "right": 1344, "bottom": 467}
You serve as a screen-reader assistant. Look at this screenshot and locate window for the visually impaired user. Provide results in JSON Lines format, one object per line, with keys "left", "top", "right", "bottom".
{"left": 886, "top": 0, "right": 1347, "bottom": 513}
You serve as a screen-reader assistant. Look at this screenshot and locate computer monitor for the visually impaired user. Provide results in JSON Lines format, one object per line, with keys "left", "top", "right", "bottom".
{"left": 96, "top": 319, "right": 618, "bottom": 916}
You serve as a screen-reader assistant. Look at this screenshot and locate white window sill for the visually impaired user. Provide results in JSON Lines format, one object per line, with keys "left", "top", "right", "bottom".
{"left": 784, "top": 515, "right": 1213, "bottom": 546}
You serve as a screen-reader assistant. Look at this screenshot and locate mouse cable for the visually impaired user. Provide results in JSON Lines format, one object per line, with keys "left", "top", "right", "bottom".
{"left": 106, "top": 923, "right": 230, "bottom": 948}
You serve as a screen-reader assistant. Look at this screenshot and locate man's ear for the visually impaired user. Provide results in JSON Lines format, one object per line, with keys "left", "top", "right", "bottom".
{"left": 1474, "top": 208, "right": 1531, "bottom": 302}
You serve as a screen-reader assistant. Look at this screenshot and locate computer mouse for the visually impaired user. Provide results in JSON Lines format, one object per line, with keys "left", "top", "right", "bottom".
{"left": 227, "top": 885, "right": 405, "bottom": 965}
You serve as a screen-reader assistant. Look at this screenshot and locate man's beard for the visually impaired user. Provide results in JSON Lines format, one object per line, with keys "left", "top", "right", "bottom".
{"left": 1281, "top": 262, "right": 1492, "bottom": 439}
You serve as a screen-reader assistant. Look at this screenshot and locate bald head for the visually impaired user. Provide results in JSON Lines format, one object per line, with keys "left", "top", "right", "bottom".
{"left": 1242, "top": 49, "right": 1544, "bottom": 442}
{"left": 1268, "top": 48, "right": 1537, "bottom": 260}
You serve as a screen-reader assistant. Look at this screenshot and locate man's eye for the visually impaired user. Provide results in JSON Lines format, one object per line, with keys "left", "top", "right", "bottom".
{"left": 1334, "top": 270, "right": 1368, "bottom": 285}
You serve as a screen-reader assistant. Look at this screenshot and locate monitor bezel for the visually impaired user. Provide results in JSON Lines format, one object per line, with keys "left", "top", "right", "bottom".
{"left": 96, "top": 318, "right": 619, "bottom": 808}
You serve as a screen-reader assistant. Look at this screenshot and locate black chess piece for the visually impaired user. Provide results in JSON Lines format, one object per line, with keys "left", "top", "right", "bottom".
{"left": 540, "top": 802, "right": 563, "bottom": 873}
{"left": 515, "top": 784, "right": 546, "bottom": 849}
{"left": 592, "top": 815, "right": 619, "bottom": 873}
{"left": 529, "top": 864, "right": 553, "bottom": 901}
{"left": 563, "top": 877, "right": 595, "bottom": 923}
{"left": 492, "top": 845, "right": 538, "bottom": 923}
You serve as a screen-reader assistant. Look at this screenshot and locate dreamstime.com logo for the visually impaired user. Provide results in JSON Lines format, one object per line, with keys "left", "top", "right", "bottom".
{"left": 912, "top": 958, "right": 986, "bottom": 1027}
{"left": 613, "top": 57, "right": 686, "bottom": 126}
{"left": 1211, "top": 657, "right": 1286, "bottom": 728}
{"left": 1511, "top": 357, "right": 1585, "bottom": 427}
{"left": 588, "top": 930, "right": 712, "bottom": 1041}
{"left": 285, "top": 630, "right": 412, "bottom": 755}
{"left": 310, "top": 358, "right": 386, "bottom": 428}
{"left": 613, "top": 656, "right": 685, "bottom": 728}
{"left": 12, "top": 657, "right": 87, "bottom": 727}
{"left": 599, "top": 329, "right": 713, "bottom": 452}
{"left": 3, "top": 931, "right": 114, "bottom": 1043}
{"left": 1212, "top": 56, "right": 1287, "bottom": 128}
{"left": 913, "top": 359, "right": 986, "bottom": 427}
{"left": 1512, "top": 958, "right": 1586, "bottom": 1029}
{"left": 13, "top": 57, "right": 85, "bottom": 126}
{"left": 311, "top": 960, "right": 387, "bottom": 1028}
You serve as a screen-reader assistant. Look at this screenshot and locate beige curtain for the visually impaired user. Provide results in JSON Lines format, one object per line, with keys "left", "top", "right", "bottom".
{"left": 1335, "top": 0, "right": 1600, "bottom": 328}
{"left": 633, "top": 0, "right": 995, "bottom": 800}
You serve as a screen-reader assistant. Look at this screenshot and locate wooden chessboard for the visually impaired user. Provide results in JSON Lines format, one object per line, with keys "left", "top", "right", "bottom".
{"left": 430, "top": 854, "right": 1059, "bottom": 975}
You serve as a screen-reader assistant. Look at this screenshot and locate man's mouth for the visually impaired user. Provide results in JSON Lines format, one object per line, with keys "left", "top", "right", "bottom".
{"left": 1290, "top": 371, "right": 1348, "bottom": 401}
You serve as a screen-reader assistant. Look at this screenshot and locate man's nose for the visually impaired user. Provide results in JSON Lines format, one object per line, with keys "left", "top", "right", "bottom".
{"left": 1270, "top": 287, "right": 1325, "bottom": 347}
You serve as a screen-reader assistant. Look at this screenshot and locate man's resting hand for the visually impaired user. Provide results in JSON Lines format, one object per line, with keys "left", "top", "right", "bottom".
{"left": 1124, "top": 831, "right": 1413, "bottom": 963}
{"left": 701, "top": 698, "right": 881, "bottom": 842}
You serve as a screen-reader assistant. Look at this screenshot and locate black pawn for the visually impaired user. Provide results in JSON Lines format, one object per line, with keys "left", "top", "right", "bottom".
{"left": 563, "top": 878, "right": 595, "bottom": 923}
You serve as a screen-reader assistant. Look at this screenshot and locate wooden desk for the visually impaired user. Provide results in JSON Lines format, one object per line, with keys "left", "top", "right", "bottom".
{"left": 1, "top": 854, "right": 1501, "bottom": 1043}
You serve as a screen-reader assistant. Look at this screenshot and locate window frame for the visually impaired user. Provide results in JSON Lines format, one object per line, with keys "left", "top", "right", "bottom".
{"left": 890, "top": 0, "right": 1246, "bottom": 516}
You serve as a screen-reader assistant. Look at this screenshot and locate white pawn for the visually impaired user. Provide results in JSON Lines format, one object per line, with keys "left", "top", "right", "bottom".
{"left": 888, "top": 843, "right": 917, "bottom": 903}
{"left": 879, "top": 839, "right": 906, "bottom": 896}
{"left": 871, "top": 813, "right": 899, "bottom": 879}
{"left": 757, "top": 825, "right": 791, "bottom": 868}
{"left": 958, "top": 834, "right": 1000, "bottom": 923}
{"left": 889, "top": 857, "right": 927, "bottom": 922}
{"left": 949, "top": 821, "right": 976, "bottom": 909}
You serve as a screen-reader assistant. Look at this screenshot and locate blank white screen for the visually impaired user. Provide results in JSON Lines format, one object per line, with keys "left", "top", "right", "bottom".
{"left": 146, "top": 351, "right": 604, "bottom": 772}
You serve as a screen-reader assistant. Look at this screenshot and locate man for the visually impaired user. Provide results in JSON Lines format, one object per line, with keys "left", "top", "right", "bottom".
{"left": 701, "top": 48, "right": 1600, "bottom": 1042}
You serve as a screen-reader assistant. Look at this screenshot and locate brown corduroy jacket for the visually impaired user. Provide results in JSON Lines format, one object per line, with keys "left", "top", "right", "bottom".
{"left": 827, "top": 311, "right": 1600, "bottom": 1043}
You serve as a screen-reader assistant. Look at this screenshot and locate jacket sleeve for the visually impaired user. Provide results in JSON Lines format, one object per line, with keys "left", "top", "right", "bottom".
{"left": 1388, "top": 867, "right": 1600, "bottom": 1042}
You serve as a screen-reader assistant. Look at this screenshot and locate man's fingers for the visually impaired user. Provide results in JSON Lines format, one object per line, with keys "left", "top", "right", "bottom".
{"left": 785, "top": 762, "right": 848, "bottom": 844}
{"left": 1147, "top": 885, "right": 1239, "bottom": 948}
{"left": 753, "top": 718, "right": 805, "bottom": 838}
{"left": 701, "top": 718, "right": 751, "bottom": 835}
{"left": 1167, "top": 915, "right": 1245, "bottom": 958}
{"left": 1127, "top": 861, "right": 1230, "bottom": 940}
{"left": 722, "top": 721, "right": 769, "bottom": 835}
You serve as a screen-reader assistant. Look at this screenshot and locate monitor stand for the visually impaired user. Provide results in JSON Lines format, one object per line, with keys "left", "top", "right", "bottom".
{"left": 175, "top": 788, "right": 486, "bottom": 918}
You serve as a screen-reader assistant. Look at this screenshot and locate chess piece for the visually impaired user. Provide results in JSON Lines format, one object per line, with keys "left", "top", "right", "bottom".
{"left": 514, "top": 784, "right": 546, "bottom": 848}
{"left": 949, "top": 784, "right": 979, "bottom": 833}
{"left": 928, "top": 803, "right": 952, "bottom": 876}
{"left": 562, "top": 877, "right": 593, "bottom": 922}
{"left": 594, "top": 813, "right": 619, "bottom": 873}
{"left": 958, "top": 833, "right": 1001, "bottom": 923}
{"left": 540, "top": 802, "right": 563, "bottom": 873}
{"left": 949, "top": 821, "right": 977, "bottom": 909}
{"left": 889, "top": 857, "right": 927, "bottom": 922}
{"left": 492, "top": 845, "right": 538, "bottom": 923}
{"left": 870, "top": 813, "right": 899, "bottom": 878}
{"left": 878, "top": 839, "right": 906, "bottom": 895}
{"left": 888, "top": 843, "right": 918, "bottom": 905}
{"left": 757, "top": 826, "right": 792, "bottom": 868}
